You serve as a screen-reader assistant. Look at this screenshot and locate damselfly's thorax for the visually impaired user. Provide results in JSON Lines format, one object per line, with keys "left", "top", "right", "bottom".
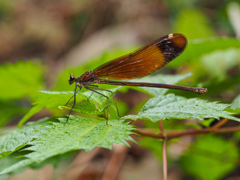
{"left": 79, "top": 71, "right": 98, "bottom": 83}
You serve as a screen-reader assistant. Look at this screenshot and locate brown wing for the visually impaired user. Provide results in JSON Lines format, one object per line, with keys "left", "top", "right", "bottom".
{"left": 93, "top": 33, "right": 187, "bottom": 80}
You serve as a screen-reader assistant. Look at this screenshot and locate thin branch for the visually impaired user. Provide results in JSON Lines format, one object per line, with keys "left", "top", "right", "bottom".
{"left": 159, "top": 120, "right": 168, "bottom": 180}
{"left": 162, "top": 140, "right": 167, "bottom": 180}
{"left": 132, "top": 126, "right": 240, "bottom": 140}
{"left": 210, "top": 118, "right": 229, "bottom": 131}
{"left": 132, "top": 129, "right": 165, "bottom": 139}
{"left": 159, "top": 120, "right": 164, "bottom": 134}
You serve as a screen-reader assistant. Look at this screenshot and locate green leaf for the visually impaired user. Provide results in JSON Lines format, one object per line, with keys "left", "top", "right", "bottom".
{"left": 200, "top": 48, "right": 240, "bottom": 80}
{"left": 169, "top": 37, "right": 240, "bottom": 67}
{"left": 18, "top": 91, "right": 75, "bottom": 127}
{"left": 29, "top": 151, "right": 77, "bottom": 170}
{"left": 173, "top": 8, "right": 215, "bottom": 39}
{"left": 204, "top": 72, "right": 240, "bottom": 96}
{"left": 0, "top": 153, "right": 22, "bottom": 179}
{"left": 139, "top": 137, "right": 163, "bottom": 161}
{"left": 123, "top": 94, "right": 240, "bottom": 122}
{"left": 229, "top": 95, "right": 240, "bottom": 114}
{"left": 199, "top": 118, "right": 215, "bottom": 128}
{"left": 0, "top": 101, "right": 28, "bottom": 127}
{"left": 0, "top": 149, "right": 78, "bottom": 177}
{"left": 18, "top": 106, "right": 44, "bottom": 128}
{"left": 0, "top": 118, "right": 51, "bottom": 160}
{"left": 0, "top": 61, "right": 44, "bottom": 101}
{"left": 18, "top": 88, "right": 120, "bottom": 127}
{"left": 180, "top": 134, "right": 239, "bottom": 180}
{"left": 232, "top": 95, "right": 240, "bottom": 109}
{"left": 1, "top": 116, "right": 134, "bottom": 174}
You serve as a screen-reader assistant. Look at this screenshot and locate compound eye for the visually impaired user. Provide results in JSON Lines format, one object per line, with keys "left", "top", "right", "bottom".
{"left": 69, "top": 74, "right": 76, "bottom": 85}
{"left": 70, "top": 74, "right": 75, "bottom": 80}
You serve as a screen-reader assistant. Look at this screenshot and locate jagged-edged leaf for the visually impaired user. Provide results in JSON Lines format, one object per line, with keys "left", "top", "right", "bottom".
{"left": 18, "top": 88, "right": 120, "bottom": 127}
{"left": 0, "top": 118, "right": 52, "bottom": 160}
{"left": 18, "top": 91, "right": 76, "bottom": 127}
{"left": 0, "top": 61, "right": 44, "bottom": 101}
{"left": 1, "top": 116, "right": 134, "bottom": 174}
{"left": 180, "top": 134, "right": 239, "bottom": 180}
{"left": 123, "top": 94, "right": 240, "bottom": 122}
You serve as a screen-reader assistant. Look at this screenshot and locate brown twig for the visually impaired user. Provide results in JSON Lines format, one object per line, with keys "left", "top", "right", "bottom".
{"left": 130, "top": 119, "right": 139, "bottom": 125}
{"left": 210, "top": 118, "right": 229, "bottom": 131}
{"left": 132, "top": 126, "right": 240, "bottom": 140}
{"left": 132, "top": 129, "right": 165, "bottom": 139}
{"left": 159, "top": 120, "right": 164, "bottom": 134}
{"left": 162, "top": 139, "right": 167, "bottom": 180}
{"left": 158, "top": 120, "right": 168, "bottom": 180}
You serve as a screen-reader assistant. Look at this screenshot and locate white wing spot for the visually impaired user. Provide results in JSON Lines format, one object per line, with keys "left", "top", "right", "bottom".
{"left": 168, "top": 34, "right": 173, "bottom": 38}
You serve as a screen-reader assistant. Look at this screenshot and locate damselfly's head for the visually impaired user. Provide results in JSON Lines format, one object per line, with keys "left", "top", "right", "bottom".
{"left": 68, "top": 74, "right": 76, "bottom": 85}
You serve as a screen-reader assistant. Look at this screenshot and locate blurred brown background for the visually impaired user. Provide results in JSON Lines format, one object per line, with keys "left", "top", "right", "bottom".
{"left": 1, "top": 0, "right": 235, "bottom": 85}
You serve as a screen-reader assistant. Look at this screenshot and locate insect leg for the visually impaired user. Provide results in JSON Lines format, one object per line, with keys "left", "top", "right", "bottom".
{"left": 85, "top": 86, "right": 121, "bottom": 120}
{"left": 86, "top": 84, "right": 99, "bottom": 100}
{"left": 65, "top": 88, "right": 81, "bottom": 106}
{"left": 84, "top": 85, "right": 111, "bottom": 125}
{"left": 65, "top": 84, "right": 82, "bottom": 125}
